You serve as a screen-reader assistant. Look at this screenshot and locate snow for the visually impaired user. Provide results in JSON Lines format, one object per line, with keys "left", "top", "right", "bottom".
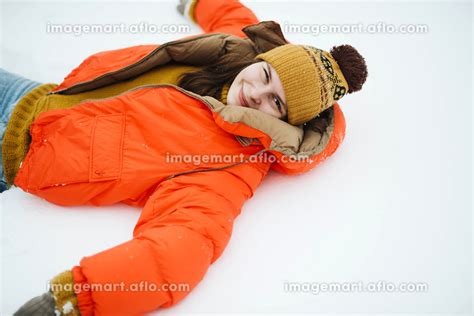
{"left": 1, "top": 1, "right": 472, "bottom": 315}
{"left": 62, "top": 301, "right": 74, "bottom": 314}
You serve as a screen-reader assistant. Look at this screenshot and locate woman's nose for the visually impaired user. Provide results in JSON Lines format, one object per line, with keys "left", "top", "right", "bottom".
{"left": 250, "top": 94, "right": 261, "bottom": 105}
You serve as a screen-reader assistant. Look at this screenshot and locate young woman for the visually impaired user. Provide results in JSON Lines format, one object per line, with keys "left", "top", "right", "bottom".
{"left": 5, "top": 0, "right": 368, "bottom": 314}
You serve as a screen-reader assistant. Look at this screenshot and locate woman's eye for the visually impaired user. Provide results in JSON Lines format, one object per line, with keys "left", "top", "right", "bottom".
{"left": 263, "top": 68, "right": 269, "bottom": 83}
{"left": 263, "top": 66, "right": 282, "bottom": 112}
{"left": 274, "top": 96, "right": 282, "bottom": 111}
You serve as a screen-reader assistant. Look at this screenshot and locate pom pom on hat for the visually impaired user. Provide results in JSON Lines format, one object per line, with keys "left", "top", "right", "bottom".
{"left": 330, "top": 44, "right": 368, "bottom": 93}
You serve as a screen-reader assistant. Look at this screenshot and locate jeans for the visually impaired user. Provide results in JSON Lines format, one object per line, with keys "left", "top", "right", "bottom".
{"left": 0, "top": 68, "right": 42, "bottom": 193}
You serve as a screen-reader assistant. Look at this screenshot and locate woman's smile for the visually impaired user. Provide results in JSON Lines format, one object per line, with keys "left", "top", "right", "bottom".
{"left": 239, "top": 84, "right": 249, "bottom": 107}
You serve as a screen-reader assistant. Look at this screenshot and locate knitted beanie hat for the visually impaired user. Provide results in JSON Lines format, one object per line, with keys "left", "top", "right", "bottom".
{"left": 255, "top": 44, "right": 368, "bottom": 126}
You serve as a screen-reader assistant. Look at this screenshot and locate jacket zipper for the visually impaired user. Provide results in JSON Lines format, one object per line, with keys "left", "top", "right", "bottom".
{"left": 58, "top": 84, "right": 272, "bottom": 180}
{"left": 63, "top": 83, "right": 253, "bottom": 146}
{"left": 55, "top": 83, "right": 213, "bottom": 107}
{"left": 57, "top": 83, "right": 256, "bottom": 147}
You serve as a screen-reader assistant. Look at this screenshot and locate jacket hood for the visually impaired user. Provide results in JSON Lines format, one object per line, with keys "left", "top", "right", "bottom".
{"left": 49, "top": 21, "right": 346, "bottom": 174}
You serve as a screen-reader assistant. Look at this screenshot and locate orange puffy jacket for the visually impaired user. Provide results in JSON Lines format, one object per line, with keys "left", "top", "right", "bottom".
{"left": 14, "top": 0, "right": 346, "bottom": 314}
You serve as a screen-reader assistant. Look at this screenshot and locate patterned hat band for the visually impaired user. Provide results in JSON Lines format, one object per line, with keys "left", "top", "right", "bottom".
{"left": 256, "top": 44, "right": 349, "bottom": 126}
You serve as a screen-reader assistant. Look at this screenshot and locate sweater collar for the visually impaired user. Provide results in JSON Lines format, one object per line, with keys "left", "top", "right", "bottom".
{"left": 220, "top": 81, "right": 231, "bottom": 104}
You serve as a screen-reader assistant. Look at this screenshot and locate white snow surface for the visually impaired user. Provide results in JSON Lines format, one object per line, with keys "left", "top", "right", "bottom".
{"left": 1, "top": 1, "right": 472, "bottom": 315}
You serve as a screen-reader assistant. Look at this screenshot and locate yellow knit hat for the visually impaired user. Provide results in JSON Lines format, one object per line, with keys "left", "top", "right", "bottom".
{"left": 256, "top": 44, "right": 352, "bottom": 126}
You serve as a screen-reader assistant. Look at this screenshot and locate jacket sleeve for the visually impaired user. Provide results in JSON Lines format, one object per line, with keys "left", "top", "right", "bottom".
{"left": 70, "top": 166, "right": 268, "bottom": 315}
{"left": 179, "top": 0, "right": 259, "bottom": 38}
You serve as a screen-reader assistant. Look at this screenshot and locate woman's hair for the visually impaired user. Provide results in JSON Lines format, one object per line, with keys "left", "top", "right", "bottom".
{"left": 177, "top": 52, "right": 260, "bottom": 101}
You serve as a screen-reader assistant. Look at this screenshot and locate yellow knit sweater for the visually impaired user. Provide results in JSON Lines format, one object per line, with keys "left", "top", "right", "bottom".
{"left": 2, "top": 63, "right": 232, "bottom": 186}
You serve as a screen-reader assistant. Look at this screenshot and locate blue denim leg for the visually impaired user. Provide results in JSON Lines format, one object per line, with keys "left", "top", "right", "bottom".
{"left": 0, "top": 68, "right": 42, "bottom": 193}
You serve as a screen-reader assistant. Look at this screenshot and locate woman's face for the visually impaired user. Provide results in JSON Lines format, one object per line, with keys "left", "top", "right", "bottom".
{"left": 227, "top": 61, "right": 288, "bottom": 120}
